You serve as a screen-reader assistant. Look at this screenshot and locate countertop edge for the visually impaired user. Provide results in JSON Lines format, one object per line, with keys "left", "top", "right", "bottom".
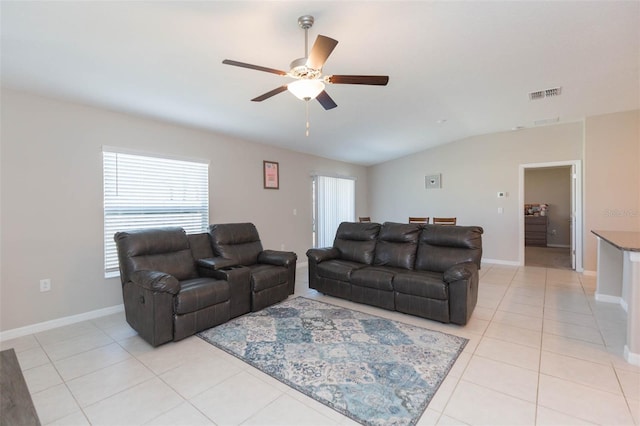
{"left": 592, "top": 230, "right": 640, "bottom": 252}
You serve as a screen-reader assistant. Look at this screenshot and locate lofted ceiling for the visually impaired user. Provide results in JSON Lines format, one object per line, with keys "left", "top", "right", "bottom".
{"left": 1, "top": 1, "right": 638, "bottom": 166}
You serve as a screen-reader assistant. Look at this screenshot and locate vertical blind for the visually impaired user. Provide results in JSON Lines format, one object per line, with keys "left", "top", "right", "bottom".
{"left": 103, "top": 149, "right": 209, "bottom": 275}
{"left": 314, "top": 175, "right": 355, "bottom": 248}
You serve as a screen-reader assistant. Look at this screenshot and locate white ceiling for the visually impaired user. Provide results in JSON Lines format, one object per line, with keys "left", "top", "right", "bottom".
{"left": 2, "top": 1, "right": 638, "bottom": 166}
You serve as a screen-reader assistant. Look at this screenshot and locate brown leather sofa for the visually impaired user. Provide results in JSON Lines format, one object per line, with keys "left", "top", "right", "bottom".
{"left": 114, "top": 223, "right": 297, "bottom": 346}
{"left": 306, "top": 222, "right": 483, "bottom": 325}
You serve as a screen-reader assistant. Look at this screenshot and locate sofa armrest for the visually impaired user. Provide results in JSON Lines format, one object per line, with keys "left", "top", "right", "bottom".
{"left": 130, "top": 270, "right": 180, "bottom": 295}
{"left": 258, "top": 250, "right": 297, "bottom": 267}
{"left": 443, "top": 261, "right": 478, "bottom": 283}
{"left": 445, "top": 262, "right": 480, "bottom": 325}
{"left": 197, "top": 257, "right": 238, "bottom": 271}
{"left": 306, "top": 247, "right": 340, "bottom": 263}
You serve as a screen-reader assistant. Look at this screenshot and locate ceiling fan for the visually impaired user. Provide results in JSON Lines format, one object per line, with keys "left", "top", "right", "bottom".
{"left": 222, "top": 15, "right": 389, "bottom": 111}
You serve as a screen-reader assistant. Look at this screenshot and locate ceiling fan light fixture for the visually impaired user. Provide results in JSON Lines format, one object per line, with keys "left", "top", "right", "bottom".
{"left": 288, "top": 79, "right": 325, "bottom": 101}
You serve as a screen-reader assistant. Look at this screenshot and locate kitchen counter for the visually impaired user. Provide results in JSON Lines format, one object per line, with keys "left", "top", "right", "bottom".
{"left": 591, "top": 230, "right": 640, "bottom": 366}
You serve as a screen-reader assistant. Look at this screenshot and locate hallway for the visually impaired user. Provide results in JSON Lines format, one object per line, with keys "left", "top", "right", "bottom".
{"left": 525, "top": 246, "right": 572, "bottom": 270}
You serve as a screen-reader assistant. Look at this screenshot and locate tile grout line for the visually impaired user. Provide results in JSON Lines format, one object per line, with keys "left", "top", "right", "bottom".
{"left": 533, "top": 266, "right": 549, "bottom": 426}
{"left": 433, "top": 264, "right": 520, "bottom": 425}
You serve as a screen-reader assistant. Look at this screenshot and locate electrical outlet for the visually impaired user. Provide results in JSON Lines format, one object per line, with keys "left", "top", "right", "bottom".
{"left": 40, "top": 279, "right": 51, "bottom": 292}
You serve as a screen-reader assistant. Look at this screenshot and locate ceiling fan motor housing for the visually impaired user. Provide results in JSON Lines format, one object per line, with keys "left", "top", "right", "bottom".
{"left": 289, "top": 57, "right": 321, "bottom": 79}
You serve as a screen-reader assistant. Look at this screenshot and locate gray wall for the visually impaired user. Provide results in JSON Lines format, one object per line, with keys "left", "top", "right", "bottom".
{"left": 0, "top": 89, "right": 368, "bottom": 331}
{"left": 367, "top": 123, "right": 584, "bottom": 263}
{"left": 2, "top": 87, "right": 637, "bottom": 332}
{"left": 583, "top": 110, "right": 640, "bottom": 271}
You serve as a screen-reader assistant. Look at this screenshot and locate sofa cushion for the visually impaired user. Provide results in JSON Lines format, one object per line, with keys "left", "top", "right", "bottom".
{"left": 209, "top": 223, "right": 264, "bottom": 266}
{"left": 174, "top": 278, "right": 230, "bottom": 315}
{"left": 317, "top": 259, "right": 366, "bottom": 282}
{"left": 333, "top": 222, "right": 381, "bottom": 265}
{"left": 394, "top": 271, "right": 448, "bottom": 300}
{"left": 351, "top": 266, "right": 403, "bottom": 291}
{"left": 249, "top": 264, "right": 288, "bottom": 292}
{"left": 373, "top": 222, "right": 421, "bottom": 269}
{"left": 415, "top": 225, "right": 483, "bottom": 273}
{"left": 188, "top": 233, "right": 214, "bottom": 260}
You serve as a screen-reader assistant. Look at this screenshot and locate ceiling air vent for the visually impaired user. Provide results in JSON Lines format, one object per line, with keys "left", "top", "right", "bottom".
{"left": 529, "top": 86, "right": 562, "bottom": 101}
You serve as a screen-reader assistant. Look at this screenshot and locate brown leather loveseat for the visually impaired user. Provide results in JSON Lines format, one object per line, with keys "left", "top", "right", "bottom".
{"left": 114, "top": 223, "right": 297, "bottom": 346}
{"left": 306, "top": 222, "right": 483, "bottom": 325}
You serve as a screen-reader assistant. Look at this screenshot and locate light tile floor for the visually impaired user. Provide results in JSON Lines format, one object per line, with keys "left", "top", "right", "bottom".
{"left": 2, "top": 264, "right": 639, "bottom": 425}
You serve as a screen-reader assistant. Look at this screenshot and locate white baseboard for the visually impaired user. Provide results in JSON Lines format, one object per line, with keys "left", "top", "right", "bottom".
{"left": 0, "top": 304, "right": 124, "bottom": 343}
{"left": 482, "top": 258, "right": 521, "bottom": 267}
{"left": 595, "top": 293, "right": 622, "bottom": 306}
{"left": 624, "top": 345, "right": 640, "bottom": 367}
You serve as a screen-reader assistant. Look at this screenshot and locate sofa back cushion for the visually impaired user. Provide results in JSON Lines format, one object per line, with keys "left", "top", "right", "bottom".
{"left": 114, "top": 227, "right": 198, "bottom": 285}
{"left": 333, "top": 222, "right": 381, "bottom": 265}
{"left": 373, "top": 222, "right": 421, "bottom": 269}
{"left": 209, "top": 223, "right": 264, "bottom": 266}
{"left": 415, "top": 225, "right": 483, "bottom": 272}
{"left": 188, "top": 233, "right": 214, "bottom": 260}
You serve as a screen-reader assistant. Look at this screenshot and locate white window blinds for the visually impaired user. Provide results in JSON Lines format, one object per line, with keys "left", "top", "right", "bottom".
{"left": 103, "top": 149, "right": 209, "bottom": 276}
{"left": 313, "top": 175, "right": 355, "bottom": 248}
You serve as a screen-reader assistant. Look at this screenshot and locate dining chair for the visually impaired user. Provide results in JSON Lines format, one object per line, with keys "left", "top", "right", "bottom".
{"left": 359, "top": 216, "right": 371, "bottom": 223}
{"left": 433, "top": 217, "right": 457, "bottom": 225}
{"left": 408, "top": 217, "right": 429, "bottom": 224}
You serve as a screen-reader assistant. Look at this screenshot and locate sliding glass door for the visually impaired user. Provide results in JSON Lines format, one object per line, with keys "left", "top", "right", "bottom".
{"left": 312, "top": 175, "right": 355, "bottom": 248}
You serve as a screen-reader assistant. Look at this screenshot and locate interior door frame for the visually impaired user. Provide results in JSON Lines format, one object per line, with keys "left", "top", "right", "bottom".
{"left": 518, "top": 160, "right": 583, "bottom": 272}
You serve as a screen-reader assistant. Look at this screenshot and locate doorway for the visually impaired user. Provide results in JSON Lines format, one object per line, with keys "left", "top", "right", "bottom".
{"left": 518, "top": 161, "right": 583, "bottom": 271}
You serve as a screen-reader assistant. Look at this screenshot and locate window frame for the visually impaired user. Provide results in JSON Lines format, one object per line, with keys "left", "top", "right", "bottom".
{"left": 102, "top": 147, "right": 210, "bottom": 278}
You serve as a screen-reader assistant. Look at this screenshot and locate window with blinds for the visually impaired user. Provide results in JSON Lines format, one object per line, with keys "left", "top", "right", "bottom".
{"left": 103, "top": 149, "right": 209, "bottom": 276}
{"left": 313, "top": 175, "right": 355, "bottom": 248}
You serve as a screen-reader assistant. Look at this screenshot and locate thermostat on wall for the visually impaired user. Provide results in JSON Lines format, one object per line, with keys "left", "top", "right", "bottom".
{"left": 497, "top": 191, "right": 507, "bottom": 198}
{"left": 425, "top": 174, "right": 441, "bottom": 189}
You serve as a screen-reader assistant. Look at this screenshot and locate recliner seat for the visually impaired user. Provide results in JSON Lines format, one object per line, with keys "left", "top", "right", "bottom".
{"left": 114, "top": 227, "right": 231, "bottom": 346}
{"left": 207, "top": 223, "right": 297, "bottom": 312}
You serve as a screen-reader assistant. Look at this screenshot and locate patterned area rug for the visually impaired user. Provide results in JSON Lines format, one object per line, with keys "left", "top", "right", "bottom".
{"left": 198, "top": 297, "right": 467, "bottom": 426}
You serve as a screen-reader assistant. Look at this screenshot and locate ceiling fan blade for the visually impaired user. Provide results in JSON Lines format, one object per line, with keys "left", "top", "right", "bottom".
{"left": 222, "top": 59, "right": 288, "bottom": 76}
{"left": 326, "top": 75, "right": 389, "bottom": 86}
{"left": 251, "top": 85, "right": 289, "bottom": 102}
{"left": 306, "top": 35, "right": 338, "bottom": 70}
{"left": 316, "top": 90, "right": 337, "bottom": 110}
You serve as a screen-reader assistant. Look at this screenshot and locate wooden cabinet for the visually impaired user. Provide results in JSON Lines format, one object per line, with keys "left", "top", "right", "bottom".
{"left": 525, "top": 216, "right": 548, "bottom": 246}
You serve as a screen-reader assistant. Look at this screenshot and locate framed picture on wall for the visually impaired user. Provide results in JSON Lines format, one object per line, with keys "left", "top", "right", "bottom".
{"left": 263, "top": 160, "right": 279, "bottom": 189}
